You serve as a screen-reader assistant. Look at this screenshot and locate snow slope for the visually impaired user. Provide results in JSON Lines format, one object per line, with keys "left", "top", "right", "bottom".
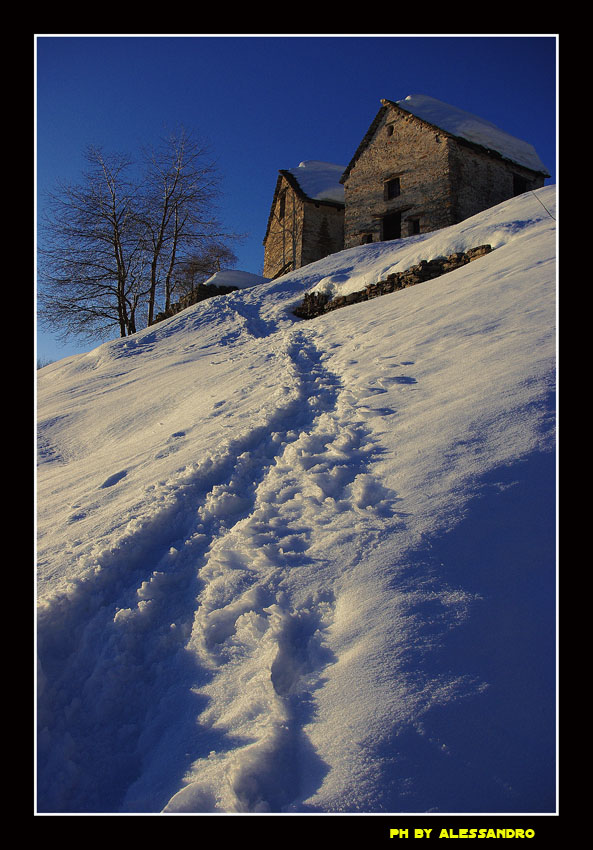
{"left": 36, "top": 186, "right": 557, "bottom": 815}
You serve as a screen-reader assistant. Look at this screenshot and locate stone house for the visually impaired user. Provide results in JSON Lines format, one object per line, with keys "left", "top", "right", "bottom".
{"left": 340, "top": 95, "right": 550, "bottom": 247}
{"left": 263, "top": 96, "right": 549, "bottom": 276}
{"left": 262, "top": 161, "right": 345, "bottom": 279}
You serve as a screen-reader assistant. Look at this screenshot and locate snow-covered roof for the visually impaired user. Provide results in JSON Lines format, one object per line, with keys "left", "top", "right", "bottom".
{"left": 203, "top": 269, "right": 270, "bottom": 289}
{"left": 264, "top": 161, "right": 346, "bottom": 246}
{"left": 390, "top": 95, "right": 549, "bottom": 175}
{"left": 284, "top": 161, "right": 345, "bottom": 204}
{"left": 342, "top": 95, "right": 549, "bottom": 181}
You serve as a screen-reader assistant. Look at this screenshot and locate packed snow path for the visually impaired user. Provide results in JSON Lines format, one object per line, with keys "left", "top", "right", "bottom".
{"left": 37, "top": 188, "right": 557, "bottom": 814}
{"left": 37, "top": 323, "right": 402, "bottom": 812}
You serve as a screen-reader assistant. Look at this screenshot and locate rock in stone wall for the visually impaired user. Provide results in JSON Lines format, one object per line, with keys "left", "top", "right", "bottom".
{"left": 293, "top": 245, "right": 492, "bottom": 320}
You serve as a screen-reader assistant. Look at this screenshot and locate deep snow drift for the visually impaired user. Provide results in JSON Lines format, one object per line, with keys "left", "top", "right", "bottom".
{"left": 36, "top": 186, "right": 557, "bottom": 815}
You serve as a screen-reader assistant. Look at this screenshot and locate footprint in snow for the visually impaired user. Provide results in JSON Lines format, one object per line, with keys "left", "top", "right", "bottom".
{"left": 100, "top": 469, "right": 128, "bottom": 488}
{"left": 358, "top": 406, "right": 397, "bottom": 419}
{"left": 381, "top": 375, "right": 417, "bottom": 385}
{"left": 155, "top": 432, "right": 187, "bottom": 459}
{"left": 67, "top": 511, "right": 88, "bottom": 523}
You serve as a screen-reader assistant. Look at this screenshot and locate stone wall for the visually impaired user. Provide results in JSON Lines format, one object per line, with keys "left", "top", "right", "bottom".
{"left": 342, "top": 107, "right": 455, "bottom": 248}
{"left": 263, "top": 174, "right": 345, "bottom": 279}
{"left": 293, "top": 245, "right": 492, "bottom": 320}
{"left": 448, "top": 142, "right": 545, "bottom": 223}
{"left": 301, "top": 202, "right": 344, "bottom": 268}
{"left": 263, "top": 176, "right": 307, "bottom": 279}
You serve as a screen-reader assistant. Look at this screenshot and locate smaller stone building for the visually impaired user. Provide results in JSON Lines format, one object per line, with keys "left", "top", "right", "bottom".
{"left": 263, "top": 161, "right": 345, "bottom": 279}
{"left": 341, "top": 95, "right": 550, "bottom": 247}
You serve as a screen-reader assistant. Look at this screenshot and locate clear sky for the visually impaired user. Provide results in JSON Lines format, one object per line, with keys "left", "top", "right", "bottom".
{"left": 35, "top": 33, "right": 557, "bottom": 363}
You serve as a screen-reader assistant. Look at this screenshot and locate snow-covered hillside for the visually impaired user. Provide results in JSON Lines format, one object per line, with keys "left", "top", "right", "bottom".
{"left": 36, "top": 186, "right": 557, "bottom": 815}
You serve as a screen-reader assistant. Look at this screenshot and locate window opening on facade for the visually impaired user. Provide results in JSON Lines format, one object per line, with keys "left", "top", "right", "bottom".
{"left": 361, "top": 234, "right": 373, "bottom": 244}
{"left": 278, "top": 191, "right": 286, "bottom": 220}
{"left": 384, "top": 177, "right": 401, "bottom": 200}
{"left": 409, "top": 218, "right": 421, "bottom": 235}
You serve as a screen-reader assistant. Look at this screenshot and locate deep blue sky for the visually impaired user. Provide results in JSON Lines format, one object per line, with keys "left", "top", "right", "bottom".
{"left": 36, "top": 34, "right": 557, "bottom": 363}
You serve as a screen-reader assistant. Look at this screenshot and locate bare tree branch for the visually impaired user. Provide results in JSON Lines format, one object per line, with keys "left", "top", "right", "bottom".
{"left": 37, "top": 130, "right": 242, "bottom": 341}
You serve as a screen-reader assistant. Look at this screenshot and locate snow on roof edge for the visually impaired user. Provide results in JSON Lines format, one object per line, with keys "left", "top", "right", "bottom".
{"left": 285, "top": 160, "right": 346, "bottom": 204}
{"left": 390, "top": 94, "right": 549, "bottom": 175}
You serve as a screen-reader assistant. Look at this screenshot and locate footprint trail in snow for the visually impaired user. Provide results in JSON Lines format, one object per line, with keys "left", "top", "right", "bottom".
{"left": 37, "top": 325, "right": 399, "bottom": 814}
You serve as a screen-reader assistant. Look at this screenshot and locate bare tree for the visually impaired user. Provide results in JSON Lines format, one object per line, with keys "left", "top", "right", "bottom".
{"left": 38, "top": 129, "right": 240, "bottom": 341}
{"left": 38, "top": 146, "right": 145, "bottom": 340}
{"left": 138, "top": 128, "right": 224, "bottom": 325}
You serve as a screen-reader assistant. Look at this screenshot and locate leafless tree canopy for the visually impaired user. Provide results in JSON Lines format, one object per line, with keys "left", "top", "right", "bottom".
{"left": 38, "top": 129, "right": 240, "bottom": 341}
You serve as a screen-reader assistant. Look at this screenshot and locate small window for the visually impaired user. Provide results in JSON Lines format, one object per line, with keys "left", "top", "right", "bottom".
{"left": 278, "top": 191, "right": 286, "bottom": 220}
{"left": 361, "top": 234, "right": 373, "bottom": 244}
{"left": 386, "top": 124, "right": 395, "bottom": 137}
{"left": 385, "top": 177, "right": 400, "bottom": 200}
{"left": 409, "top": 218, "right": 421, "bottom": 235}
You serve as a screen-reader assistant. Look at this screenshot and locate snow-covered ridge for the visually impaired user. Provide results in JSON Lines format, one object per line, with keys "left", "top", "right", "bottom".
{"left": 36, "top": 186, "right": 557, "bottom": 815}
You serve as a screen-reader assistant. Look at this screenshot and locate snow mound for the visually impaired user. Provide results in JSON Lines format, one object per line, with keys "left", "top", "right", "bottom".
{"left": 203, "top": 269, "right": 270, "bottom": 289}
{"left": 395, "top": 94, "right": 549, "bottom": 174}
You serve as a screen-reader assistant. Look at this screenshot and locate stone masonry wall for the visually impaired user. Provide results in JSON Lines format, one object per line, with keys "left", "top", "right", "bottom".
{"left": 301, "top": 203, "right": 345, "bottom": 268}
{"left": 343, "top": 106, "right": 455, "bottom": 248}
{"left": 263, "top": 177, "right": 306, "bottom": 279}
{"left": 448, "top": 141, "right": 546, "bottom": 223}
{"left": 293, "top": 245, "right": 492, "bottom": 320}
{"left": 264, "top": 175, "right": 345, "bottom": 279}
